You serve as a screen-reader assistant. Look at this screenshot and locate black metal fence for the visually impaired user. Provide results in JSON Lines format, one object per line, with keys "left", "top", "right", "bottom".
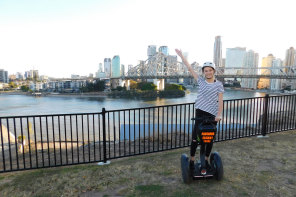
{"left": 0, "top": 94, "right": 295, "bottom": 173}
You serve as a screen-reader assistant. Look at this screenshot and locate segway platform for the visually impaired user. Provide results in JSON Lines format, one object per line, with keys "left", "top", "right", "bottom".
{"left": 181, "top": 152, "right": 223, "bottom": 183}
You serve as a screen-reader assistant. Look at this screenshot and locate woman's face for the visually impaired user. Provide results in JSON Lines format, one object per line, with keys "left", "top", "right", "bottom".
{"left": 203, "top": 67, "right": 215, "bottom": 79}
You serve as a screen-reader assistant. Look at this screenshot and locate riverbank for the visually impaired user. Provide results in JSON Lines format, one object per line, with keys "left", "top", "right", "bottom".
{"left": 0, "top": 130, "right": 295, "bottom": 196}
{"left": 0, "top": 91, "right": 109, "bottom": 97}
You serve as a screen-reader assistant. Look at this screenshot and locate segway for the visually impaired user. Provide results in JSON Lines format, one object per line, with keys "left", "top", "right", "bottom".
{"left": 181, "top": 117, "right": 223, "bottom": 183}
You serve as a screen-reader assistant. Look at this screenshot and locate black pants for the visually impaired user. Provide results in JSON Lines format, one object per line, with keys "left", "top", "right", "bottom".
{"left": 190, "top": 109, "right": 217, "bottom": 158}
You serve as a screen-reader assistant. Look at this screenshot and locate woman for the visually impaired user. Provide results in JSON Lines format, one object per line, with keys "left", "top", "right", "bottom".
{"left": 175, "top": 49, "right": 224, "bottom": 175}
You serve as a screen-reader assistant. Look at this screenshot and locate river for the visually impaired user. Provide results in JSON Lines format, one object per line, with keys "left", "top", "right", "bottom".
{"left": 0, "top": 89, "right": 279, "bottom": 117}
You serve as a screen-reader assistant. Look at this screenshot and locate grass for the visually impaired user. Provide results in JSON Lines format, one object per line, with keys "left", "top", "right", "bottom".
{"left": 0, "top": 130, "right": 295, "bottom": 197}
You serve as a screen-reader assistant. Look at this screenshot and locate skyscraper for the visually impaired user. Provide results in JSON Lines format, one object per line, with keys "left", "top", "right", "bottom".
{"left": 270, "top": 58, "right": 283, "bottom": 90}
{"left": 159, "top": 46, "right": 169, "bottom": 56}
{"left": 111, "top": 56, "right": 120, "bottom": 78}
{"left": 258, "top": 54, "right": 275, "bottom": 89}
{"left": 98, "top": 63, "right": 103, "bottom": 73}
{"left": 284, "top": 47, "right": 296, "bottom": 89}
{"left": 225, "top": 47, "right": 246, "bottom": 75}
{"left": 147, "top": 45, "right": 157, "bottom": 59}
{"left": 213, "top": 36, "right": 222, "bottom": 68}
{"left": 104, "top": 58, "right": 111, "bottom": 77}
{"left": 0, "top": 69, "right": 8, "bottom": 83}
{"left": 120, "top": 64, "right": 125, "bottom": 76}
{"left": 241, "top": 50, "right": 259, "bottom": 89}
{"left": 284, "top": 47, "right": 295, "bottom": 67}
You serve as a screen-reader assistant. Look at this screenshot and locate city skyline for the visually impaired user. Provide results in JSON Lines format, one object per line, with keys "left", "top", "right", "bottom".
{"left": 0, "top": 0, "right": 295, "bottom": 78}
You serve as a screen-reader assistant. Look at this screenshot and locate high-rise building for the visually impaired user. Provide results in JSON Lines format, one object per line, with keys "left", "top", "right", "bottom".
{"left": 25, "top": 70, "right": 39, "bottom": 80}
{"left": 270, "top": 58, "right": 283, "bottom": 90}
{"left": 0, "top": 69, "right": 9, "bottom": 83}
{"left": 241, "top": 50, "right": 259, "bottom": 89}
{"left": 111, "top": 56, "right": 120, "bottom": 78}
{"left": 225, "top": 47, "right": 246, "bottom": 76}
{"left": 128, "top": 64, "right": 133, "bottom": 72}
{"left": 120, "top": 64, "right": 125, "bottom": 76}
{"left": 159, "top": 46, "right": 169, "bottom": 56}
{"left": 258, "top": 54, "right": 275, "bottom": 89}
{"left": 104, "top": 58, "right": 111, "bottom": 77}
{"left": 213, "top": 36, "right": 222, "bottom": 68}
{"left": 99, "top": 63, "right": 103, "bottom": 73}
{"left": 284, "top": 47, "right": 296, "bottom": 90}
{"left": 16, "top": 72, "right": 24, "bottom": 80}
{"left": 284, "top": 47, "right": 295, "bottom": 67}
{"left": 148, "top": 45, "right": 157, "bottom": 59}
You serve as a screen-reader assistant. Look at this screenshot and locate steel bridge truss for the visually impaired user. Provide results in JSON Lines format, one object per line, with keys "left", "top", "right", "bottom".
{"left": 124, "top": 53, "right": 296, "bottom": 79}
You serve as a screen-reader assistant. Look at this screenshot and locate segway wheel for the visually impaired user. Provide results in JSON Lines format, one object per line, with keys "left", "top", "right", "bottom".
{"left": 210, "top": 152, "right": 224, "bottom": 181}
{"left": 181, "top": 154, "right": 192, "bottom": 183}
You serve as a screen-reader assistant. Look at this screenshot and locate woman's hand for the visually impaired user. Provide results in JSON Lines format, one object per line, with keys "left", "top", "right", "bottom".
{"left": 175, "top": 48, "right": 198, "bottom": 81}
{"left": 215, "top": 116, "right": 222, "bottom": 122}
{"left": 175, "top": 49, "right": 184, "bottom": 59}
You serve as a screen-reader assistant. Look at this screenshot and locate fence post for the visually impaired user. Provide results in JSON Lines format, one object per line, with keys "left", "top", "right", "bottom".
{"left": 262, "top": 94, "right": 269, "bottom": 136}
{"left": 102, "top": 108, "right": 107, "bottom": 163}
{"left": 98, "top": 108, "right": 110, "bottom": 165}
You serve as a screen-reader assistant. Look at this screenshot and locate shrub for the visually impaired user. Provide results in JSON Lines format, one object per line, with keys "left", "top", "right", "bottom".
{"left": 165, "top": 84, "right": 186, "bottom": 91}
{"left": 137, "top": 82, "right": 157, "bottom": 91}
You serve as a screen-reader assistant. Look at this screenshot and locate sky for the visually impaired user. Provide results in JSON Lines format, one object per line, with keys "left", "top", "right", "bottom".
{"left": 0, "top": 0, "right": 295, "bottom": 78}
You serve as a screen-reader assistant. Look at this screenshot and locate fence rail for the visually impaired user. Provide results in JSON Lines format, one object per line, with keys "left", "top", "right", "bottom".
{"left": 0, "top": 94, "right": 295, "bottom": 173}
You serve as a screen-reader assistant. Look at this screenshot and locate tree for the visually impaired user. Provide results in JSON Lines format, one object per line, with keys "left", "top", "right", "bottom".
{"left": 80, "top": 80, "right": 105, "bottom": 92}
{"left": 165, "top": 83, "right": 186, "bottom": 91}
{"left": 93, "top": 80, "right": 105, "bottom": 91}
{"left": 9, "top": 82, "right": 17, "bottom": 88}
{"left": 129, "top": 80, "right": 138, "bottom": 89}
{"left": 21, "top": 85, "right": 29, "bottom": 92}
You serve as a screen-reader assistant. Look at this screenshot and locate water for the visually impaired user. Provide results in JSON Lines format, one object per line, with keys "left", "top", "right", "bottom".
{"left": 0, "top": 89, "right": 274, "bottom": 117}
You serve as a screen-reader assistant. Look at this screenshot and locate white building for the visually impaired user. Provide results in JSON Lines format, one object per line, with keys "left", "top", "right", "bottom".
{"left": 147, "top": 45, "right": 157, "bottom": 59}
{"left": 120, "top": 64, "right": 125, "bottom": 76}
{"left": 213, "top": 36, "right": 223, "bottom": 68}
{"left": 241, "top": 50, "right": 259, "bottom": 89}
{"left": 104, "top": 58, "right": 111, "bottom": 78}
{"left": 29, "top": 82, "right": 43, "bottom": 91}
{"left": 225, "top": 47, "right": 247, "bottom": 76}
{"left": 71, "top": 74, "right": 80, "bottom": 79}
{"left": 99, "top": 63, "right": 103, "bottom": 73}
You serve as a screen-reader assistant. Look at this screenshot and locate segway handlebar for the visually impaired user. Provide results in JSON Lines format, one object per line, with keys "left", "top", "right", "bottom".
{"left": 191, "top": 117, "right": 216, "bottom": 124}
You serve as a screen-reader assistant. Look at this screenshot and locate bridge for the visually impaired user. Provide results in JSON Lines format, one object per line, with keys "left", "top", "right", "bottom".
{"left": 106, "top": 52, "right": 295, "bottom": 90}
{"left": 122, "top": 52, "right": 296, "bottom": 79}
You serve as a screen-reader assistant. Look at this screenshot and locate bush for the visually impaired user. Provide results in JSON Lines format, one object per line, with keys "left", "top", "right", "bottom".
{"left": 21, "top": 85, "right": 29, "bottom": 92}
{"left": 129, "top": 80, "right": 138, "bottom": 89}
{"left": 80, "top": 80, "right": 105, "bottom": 92}
{"left": 165, "top": 84, "right": 186, "bottom": 91}
{"left": 137, "top": 82, "right": 157, "bottom": 91}
{"left": 116, "top": 86, "right": 126, "bottom": 91}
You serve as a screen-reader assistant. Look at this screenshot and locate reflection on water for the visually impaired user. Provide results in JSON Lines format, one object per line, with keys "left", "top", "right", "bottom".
{"left": 0, "top": 89, "right": 276, "bottom": 116}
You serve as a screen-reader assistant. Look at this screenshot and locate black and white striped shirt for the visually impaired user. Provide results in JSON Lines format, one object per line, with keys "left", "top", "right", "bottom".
{"left": 195, "top": 77, "right": 224, "bottom": 116}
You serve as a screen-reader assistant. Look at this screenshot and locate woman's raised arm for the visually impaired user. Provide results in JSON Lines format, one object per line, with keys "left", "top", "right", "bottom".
{"left": 175, "top": 49, "right": 198, "bottom": 81}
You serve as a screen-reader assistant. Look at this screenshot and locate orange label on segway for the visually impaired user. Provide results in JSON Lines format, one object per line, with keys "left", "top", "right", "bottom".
{"left": 201, "top": 131, "right": 215, "bottom": 143}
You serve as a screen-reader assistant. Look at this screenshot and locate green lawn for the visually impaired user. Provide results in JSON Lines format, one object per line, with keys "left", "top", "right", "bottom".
{"left": 0, "top": 130, "right": 295, "bottom": 197}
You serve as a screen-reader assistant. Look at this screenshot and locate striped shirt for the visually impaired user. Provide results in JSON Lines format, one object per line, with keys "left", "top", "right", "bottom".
{"left": 195, "top": 77, "right": 224, "bottom": 116}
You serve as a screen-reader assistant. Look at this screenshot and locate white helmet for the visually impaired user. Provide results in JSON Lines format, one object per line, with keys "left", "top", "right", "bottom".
{"left": 202, "top": 62, "right": 215, "bottom": 70}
